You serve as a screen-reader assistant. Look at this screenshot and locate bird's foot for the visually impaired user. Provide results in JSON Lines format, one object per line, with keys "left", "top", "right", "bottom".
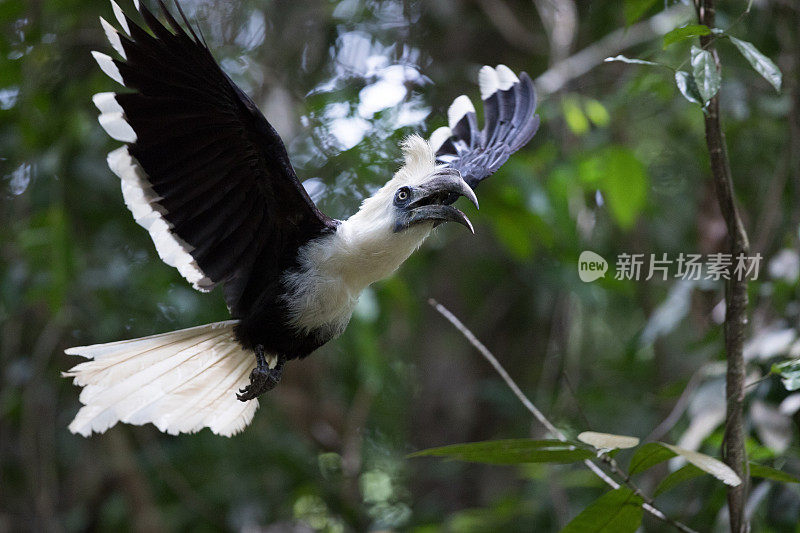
{"left": 236, "top": 346, "right": 285, "bottom": 402}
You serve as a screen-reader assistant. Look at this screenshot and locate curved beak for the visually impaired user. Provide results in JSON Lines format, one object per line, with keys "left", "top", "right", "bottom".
{"left": 393, "top": 170, "right": 479, "bottom": 234}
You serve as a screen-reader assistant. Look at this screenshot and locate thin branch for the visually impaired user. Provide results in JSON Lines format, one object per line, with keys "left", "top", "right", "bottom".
{"left": 473, "top": 0, "right": 540, "bottom": 52}
{"left": 428, "top": 300, "right": 562, "bottom": 438}
{"left": 646, "top": 368, "right": 703, "bottom": 442}
{"left": 533, "top": 0, "right": 578, "bottom": 65}
{"left": 534, "top": 4, "right": 692, "bottom": 95}
{"left": 698, "top": 2, "right": 750, "bottom": 532}
{"left": 428, "top": 298, "right": 698, "bottom": 533}
{"left": 561, "top": 371, "right": 593, "bottom": 430}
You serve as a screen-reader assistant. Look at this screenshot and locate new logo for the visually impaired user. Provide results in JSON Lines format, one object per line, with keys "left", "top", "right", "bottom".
{"left": 578, "top": 251, "right": 608, "bottom": 282}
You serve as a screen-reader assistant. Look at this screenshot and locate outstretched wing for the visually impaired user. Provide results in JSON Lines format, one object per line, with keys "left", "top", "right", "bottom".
{"left": 92, "top": 0, "right": 337, "bottom": 317}
{"left": 428, "top": 65, "right": 539, "bottom": 190}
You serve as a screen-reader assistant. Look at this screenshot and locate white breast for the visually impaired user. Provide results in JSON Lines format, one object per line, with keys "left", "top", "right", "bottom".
{"left": 282, "top": 217, "right": 433, "bottom": 337}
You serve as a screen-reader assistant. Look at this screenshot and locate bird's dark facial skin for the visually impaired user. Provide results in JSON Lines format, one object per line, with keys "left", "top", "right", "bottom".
{"left": 393, "top": 170, "right": 479, "bottom": 234}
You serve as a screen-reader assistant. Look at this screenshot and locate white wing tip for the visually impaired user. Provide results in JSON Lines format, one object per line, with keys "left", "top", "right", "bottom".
{"left": 110, "top": 0, "right": 131, "bottom": 35}
{"left": 99, "top": 112, "right": 137, "bottom": 142}
{"left": 99, "top": 16, "right": 127, "bottom": 59}
{"left": 91, "top": 50, "right": 124, "bottom": 85}
{"left": 429, "top": 126, "right": 452, "bottom": 152}
{"left": 106, "top": 146, "right": 212, "bottom": 289}
{"left": 92, "top": 92, "right": 123, "bottom": 114}
{"left": 478, "top": 65, "right": 500, "bottom": 100}
{"left": 495, "top": 64, "right": 519, "bottom": 91}
{"left": 447, "top": 95, "right": 475, "bottom": 129}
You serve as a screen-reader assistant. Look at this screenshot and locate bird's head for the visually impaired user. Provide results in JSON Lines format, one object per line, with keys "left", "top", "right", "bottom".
{"left": 391, "top": 165, "right": 478, "bottom": 234}
{"left": 353, "top": 135, "right": 478, "bottom": 237}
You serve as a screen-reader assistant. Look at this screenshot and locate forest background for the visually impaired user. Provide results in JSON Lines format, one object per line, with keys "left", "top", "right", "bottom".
{"left": 1, "top": 0, "right": 799, "bottom": 531}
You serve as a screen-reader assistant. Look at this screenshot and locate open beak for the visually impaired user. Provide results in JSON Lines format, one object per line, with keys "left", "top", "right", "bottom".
{"left": 394, "top": 170, "right": 479, "bottom": 234}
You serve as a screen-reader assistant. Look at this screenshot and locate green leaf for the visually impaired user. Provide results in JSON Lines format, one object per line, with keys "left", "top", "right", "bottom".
{"left": 661, "top": 443, "right": 741, "bottom": 486}
{"left": 628, "top": 442, "right": 676, "bottom": 475}
{"left": 601, "top": 147, "right": 648, "bottom": 229}
{"left": 654, "top": 464, "right": 705, "bottom": 497}
{"left": 690, "top": 45, "right": 721, "bottom": 102}
{"left": 663, "top": 24, "right": 711, "bottom": 49}
{"left": 409, "top": 439, "right": 594, "bottom": 465}
{"left": 773, "top": 359, "right": 800, "bottom": 391}
{"left": 584, "top": 99, "right": 610, "bottom": 127}
{"left": 674, "top": 71, "right": 703, "bottom": 106}
{"left": 562, "top": 96, "right": 589, "bottom": 135}
{"left": 604, "top": 55, "right": 659, "bottom": 67}
{"left": 578, "top": 147, "right": 648, "bottom": 229}
{"left": 560, "top": 488, "right": 643, "bottom": 533}
{"left": 749, "top": 462, "right": 800, "bottom": 483}
{"left": 745, "top": 437, "right": 779, "bottom": 462}
{"left": 482, "top": 179, "right": 552, "bottom": 260}
{"left": 629, "top": 443, "right": 740, "bottom": 486}
{"left": 578, "top": 432, "right": 639, "bottom": 451}
{"left": 729, "top": 36, "right": 782, "bottom": 92}
{"left": 624, "top": 0, "right": 659, "bottom": 26}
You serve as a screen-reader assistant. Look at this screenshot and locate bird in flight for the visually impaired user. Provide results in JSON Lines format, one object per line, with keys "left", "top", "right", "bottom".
{"left": 64, "top": 0, "right": 540, "bottom": 436}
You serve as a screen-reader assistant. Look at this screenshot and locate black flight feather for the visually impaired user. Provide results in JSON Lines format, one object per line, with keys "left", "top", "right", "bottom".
{"left": 435, "top": 70, "right": 539, "bottom": 193}
{"left": 101, "top": 0, "right": 337, "bottom": 316}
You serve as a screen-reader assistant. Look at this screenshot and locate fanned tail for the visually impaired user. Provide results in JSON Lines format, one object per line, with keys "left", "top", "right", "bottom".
{"left": 63, "top": 321, "right": 264, "bottom": 437}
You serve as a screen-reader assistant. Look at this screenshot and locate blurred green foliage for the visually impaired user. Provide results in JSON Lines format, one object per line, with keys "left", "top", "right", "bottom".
{"left": 1, "top": 0, "right": 799, "bottom": 531}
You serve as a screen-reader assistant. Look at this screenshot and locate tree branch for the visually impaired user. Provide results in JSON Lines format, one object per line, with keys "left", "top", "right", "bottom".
{"left": 428, "top": 299, "right": 698, "bottom": 533}
{"left": 697, "top": 2, "right": 750, "bottom": 531}
{"left": 534, "top": 4, "right": 692, "bottom": 95}
{"left": 473, "top": 0, "right": 539, "bottom": 52}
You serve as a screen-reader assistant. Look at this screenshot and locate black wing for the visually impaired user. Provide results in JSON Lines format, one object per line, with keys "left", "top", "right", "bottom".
{"left": 92, "top": 0, "right": 337, "bottom": 316}
{"left": 429, "top": 65, "right": 539, "bottom": 191}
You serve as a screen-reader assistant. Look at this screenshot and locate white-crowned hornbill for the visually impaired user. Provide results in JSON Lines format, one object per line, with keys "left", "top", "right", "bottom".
{"left": 64, "top": 0, "right": 540, "bottom": 436}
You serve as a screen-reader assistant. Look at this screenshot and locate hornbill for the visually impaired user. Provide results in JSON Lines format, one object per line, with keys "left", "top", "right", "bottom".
{"left": 64, "top": 0, "right": 540, "bottom": 436}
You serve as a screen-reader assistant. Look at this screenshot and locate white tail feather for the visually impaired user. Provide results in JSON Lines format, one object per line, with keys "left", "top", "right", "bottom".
{"left": 64, "top": 321, "right": 269, "bottom": 437}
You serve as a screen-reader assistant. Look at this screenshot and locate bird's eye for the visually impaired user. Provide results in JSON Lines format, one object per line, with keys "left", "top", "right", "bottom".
{"left": 394, "top": 187, "right": 410, "bottom": 205}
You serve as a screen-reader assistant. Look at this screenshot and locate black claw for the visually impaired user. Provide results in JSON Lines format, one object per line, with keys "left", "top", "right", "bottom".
{"left": 236, "top": 346, "right": 286, "bottom": 402}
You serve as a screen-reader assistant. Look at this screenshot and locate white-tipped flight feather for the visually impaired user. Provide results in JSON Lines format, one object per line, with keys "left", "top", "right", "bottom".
{"left": 99, "top": 112, "right": 137, "bottom": 142}
{"left": 494, "top": 64, "right": 519, "bottom": 90}
{"left": 447, "top": 95, "right": 475, "bottom": 129}
{"left": 64, "top": 321, "right": 267, "bottom": 436}
{"left": 100, "top": 16, "right": 127, "bottom": 59}
{"left": 478, "top": 66, "right": 500, "bottom": 100}
{"left": 428, "top": 126, "right": 452, "bottom": 152}
{"left": 92, "top": 92, "right": 124, "bottom": 114}
{"left": 107, "top": 146, "right": 214, "bottom": 291}
{"left": 111, "top": 0, "right": 131, "bottom": 35}
{"left": 91, "top": 50, "right": 124, "bottom": 85}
